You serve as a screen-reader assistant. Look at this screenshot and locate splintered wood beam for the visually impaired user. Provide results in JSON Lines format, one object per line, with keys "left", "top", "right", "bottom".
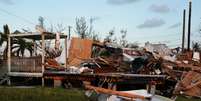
{"left": 7, "top": 35, "right": 11, "bottom": 73}
{"left": 65, "top": 37, "right": 67, "bottom": 68}
{"left": 41, "top": 34, "right": 45, "bottom": 74}
{"left": 85, "top": 85, "right": 147, "bottom": 100}
{"left": 7, "top": 34, "right": 11, "bottom": 85}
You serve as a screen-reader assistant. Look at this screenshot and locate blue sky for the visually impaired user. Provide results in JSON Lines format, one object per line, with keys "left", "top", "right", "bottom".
{"left": 0, "top": 0, "right": 201, "bottom": 47}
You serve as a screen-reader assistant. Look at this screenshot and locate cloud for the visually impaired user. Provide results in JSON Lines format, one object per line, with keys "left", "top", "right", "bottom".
{"left": 137, "top": 18, "right": 165, "bottom": 29}
{"left": 149, "top": 4, "right": 170, "bottom": 13}
{"left": 0, "top": 0, "right": 14, "bottom": 5}
{"left": 107, "top": 0, "right": 140, "bottom": 5}
{"left": 168, "top": 22, "right": 181, "bottom": 29}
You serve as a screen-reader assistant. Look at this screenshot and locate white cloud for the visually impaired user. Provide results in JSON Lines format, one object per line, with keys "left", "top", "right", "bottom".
{"left": 149, "top": 4, "right": 170, "bottom": 14}
{"left": 137, "top": 18, "right": 165, "bottom": 29}
{"left": 168, "top": 22, "right": 181, "bottom": 29}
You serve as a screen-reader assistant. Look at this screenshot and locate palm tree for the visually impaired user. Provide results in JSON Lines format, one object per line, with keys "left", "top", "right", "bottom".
{"left": 12, "top": 38, "right": 34, "bottom": 57}
{"left": 0, "top": 25, "right": 35, "bottom": 58}
{"left": 0, "top": 31, "right": 5, "bottom": 47}
{"left": 0, "top": 25, "right": 10, "bottom": 59}
{"left": 11, "top": 30, "right": 34, "bottom": 57}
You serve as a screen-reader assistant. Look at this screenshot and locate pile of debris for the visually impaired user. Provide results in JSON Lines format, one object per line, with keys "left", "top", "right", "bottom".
{"left": 143, "top": 43, "right": 201, "bottom": 98}
{"left": 44, "top": 38, "right": 201, "bottom": 98}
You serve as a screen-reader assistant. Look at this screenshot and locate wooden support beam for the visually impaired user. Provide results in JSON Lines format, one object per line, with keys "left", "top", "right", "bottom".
{"left": 33, "top": 40, "right": 37, "bottom": 56}
{"left": 7, "top": 34, "right": 11, "bottom": 85}
{"left": 65, "top": 37, "right": 67, "bottom": 68}
{"left": 8, "top": 72, "right": 43, "bottom": 77}
{"left": 7, "top": 35, "right": 11, "bottom": 73}
{"left": 41, "top": 33, "right": 45, "bottom": 87}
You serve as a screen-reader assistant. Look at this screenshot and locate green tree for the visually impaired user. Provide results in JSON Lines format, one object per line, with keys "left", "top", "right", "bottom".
{"left": 0, "top": 25, "right": 34, "bottom": 57}
{"left": 0, "top": 25, "right": 10, "bottom": 59}
{"left": 12, "top": 38, "right": 34, "bottom": 57}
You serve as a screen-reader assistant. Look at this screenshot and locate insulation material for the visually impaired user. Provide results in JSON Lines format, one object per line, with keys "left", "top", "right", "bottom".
{"left": 56, "top": 39, "right": 71, "bottom": 64}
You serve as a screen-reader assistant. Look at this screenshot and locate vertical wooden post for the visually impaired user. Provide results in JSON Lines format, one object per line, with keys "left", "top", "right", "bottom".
{"left": 33, "top": 40, "right": 37, "bottom": 56}
{"left": 33, "top": 40, "right": 36, "bottom": 71}
{"left": 7, "top": 34, "right": 11, "bottom": 85}
{"left": 182, "top": 9, "right": 186, "bottom": 52}
{"left": 41, "top": 33, "right": 45, "bottom": 87}
{"left": 65, "top": 37, "right": 68, "bottom": 68}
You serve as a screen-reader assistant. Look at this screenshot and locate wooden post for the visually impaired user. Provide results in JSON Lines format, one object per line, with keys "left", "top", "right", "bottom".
{"left": 33, "top": 40, "right": 37, "bottom": 56}
{"left": 182, "top": 9, "right": 186, "bottom": 52}
{"left": 7, "top": 34, "right": 11, "bottom": 85}
{"left": 65, "top": 37, "right": 68, "bottom": 68}
{"left": 33, "top": 40, "right": 36, "bottom": 72}
{"left": 41, "top": 33, "right": 45, "bottom": 87}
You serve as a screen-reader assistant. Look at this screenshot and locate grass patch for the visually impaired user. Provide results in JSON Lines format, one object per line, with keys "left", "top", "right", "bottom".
{"left": 0, "top": 87, "right": 89, "bottom": 101}
{"left": 176, "top": 96, "right": 201, "bottom": 101}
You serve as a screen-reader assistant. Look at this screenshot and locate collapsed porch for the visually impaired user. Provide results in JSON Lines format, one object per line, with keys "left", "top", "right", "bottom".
{"left": 6, "top": 32, "right": 68, "bottom": 85}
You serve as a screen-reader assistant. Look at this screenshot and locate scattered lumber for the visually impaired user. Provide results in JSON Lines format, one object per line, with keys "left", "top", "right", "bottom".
{"left": 85, "top": 85, "right": 148, "bottom": 100}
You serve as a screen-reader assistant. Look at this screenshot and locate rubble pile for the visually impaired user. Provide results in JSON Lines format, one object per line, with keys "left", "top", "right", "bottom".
{"left": 44, "top": 38, "right": 201, "bottom": 98}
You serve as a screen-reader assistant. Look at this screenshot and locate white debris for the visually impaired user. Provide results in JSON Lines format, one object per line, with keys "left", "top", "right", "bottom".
{"left": 192, "top": 51, "right": 200, "bottom": 62}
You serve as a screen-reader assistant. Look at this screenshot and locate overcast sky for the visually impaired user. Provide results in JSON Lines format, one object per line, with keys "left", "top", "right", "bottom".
{"left": 0, "top": 0, "right": 201, "bottom": 47}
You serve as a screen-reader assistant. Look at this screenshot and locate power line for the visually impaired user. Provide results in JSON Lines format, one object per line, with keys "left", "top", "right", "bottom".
{"left": 0, "top": 7, "right": 35, "bottom": 25}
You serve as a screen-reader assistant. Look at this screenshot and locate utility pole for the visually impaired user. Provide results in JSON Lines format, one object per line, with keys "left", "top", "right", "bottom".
{"left": 187, "top": 0, "right": 192, "bottom": 51}
{"left": 182, "top": 9, "right": 186, "bottom": 52}
{"left": 68, "top": 26, "right": 72, "bottom": 40}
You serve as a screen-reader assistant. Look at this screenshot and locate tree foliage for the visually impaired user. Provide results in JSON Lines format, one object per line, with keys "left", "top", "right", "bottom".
{"left": 104, "top": 29, "right": 115, "bottom": 43}
{"left": 0, "top": 25, "right": 10, "bottom": 59}
{"left": 12, "top": 38, "right": 34, "bottom": 57}
{"left": 75, "top": 17, "right": 100, "bottom": 41}
{"left": 192, "top": 41, "right": 201, "bottom": 52}
{"left": 0, "top": 25, "right": 34, "bottom": 58}
{"left": 75, "top": 17, "right": 89, "bottom": 39}
{"left": 119, "top": 29, "right": 128, "bottom": 47}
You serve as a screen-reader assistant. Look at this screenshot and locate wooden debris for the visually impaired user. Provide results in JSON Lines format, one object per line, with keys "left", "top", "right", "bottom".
{"left": 174, "top": 71, "right": 201, "bottom": 97}
{"left": 85, "top": 85, "right": 148, "bottom": 100}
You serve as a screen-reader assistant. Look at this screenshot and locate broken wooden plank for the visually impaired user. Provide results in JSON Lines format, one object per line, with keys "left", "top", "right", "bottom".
{"left": 85, "top": 85, "right": 148, "bottom": 100}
